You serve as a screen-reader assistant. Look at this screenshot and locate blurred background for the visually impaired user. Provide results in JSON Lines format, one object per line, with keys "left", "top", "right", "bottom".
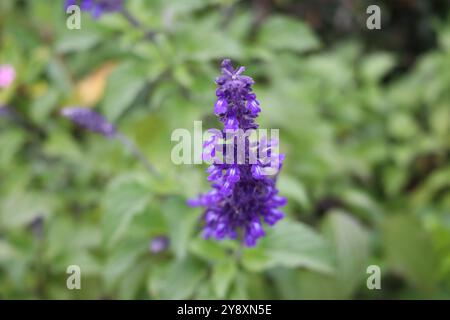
{"left": 0, "top": 0, "right": 449, "bottom": 299}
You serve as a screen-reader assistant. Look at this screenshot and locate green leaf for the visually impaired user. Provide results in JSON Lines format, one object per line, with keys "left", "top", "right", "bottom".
{"left": 56, "top": 251, "right": 102, "bottom": 277}
{"left": 149, "top": 257, "right": 207, "bottom": 299}
{"left": 212, "top": 260, "right": 237, "bottom": 298}
{"left": 47, "top": 58, "right": 73, "bottom": 93}
{"left": 341, "top": 189, "right": 382, "bottom": 223}
{"left": 0, "top": 240, "right": 19, "bottom": 263}
{"left": 258, "top": 15, "right": 320, "bottom": 53}
{"left": 297, "top": 270, "right": 342, "bottom": 299}
{"left": 43, "top": 130, "right": 84, "bottom": 161}
{"left": 322, "top": 210, "right": 370, "bottom": 297}
{"left": 103, "top": 239, "right": 148, "bottom": 291}
{"left": 360, "top": 53, "right": 396, "bottom": 82}
{"left": 30, "top": 88, "right": 59, "bottom": 123}
{"left": 189, "top": 238, "right": 230, "bottom": 262}
{"left": 270, "top": 267, "right": 341, "bottom": 299}
{"left": 245, "top": 272, "right": 274, "bottom": 299}
{"left": 278, "top": 175, "right": 310, "bottom": 208}
{"left": 55, "top": 30, "right": 101, "bottom": 54}
{"left": 268, "top": 267, "right": 302, "bottom": 299}
{"left": 229, "top": 272, "right": 249, "bottom": 299}
{"left": 102, "top": 175, "right": 151, "bottom": 247}
{"left": 388, "top": 112, "right": 419, "bottom": 139}
{"left": 430, "top": 103, "right": 450, "bottom": 138}
{"left": 174, "top": 16, "right": 244, "bottom": 62}
{"left": 382, "top": 165, "right": 408, "bottom": 197}
{"left": 0, "top": 130, "right": 26, "bottom": 168}
{"left": 163, "top": 197, "right": 199, "bottom": 259}
{"left": 382, "top": 215, "right": 439, "bottom": 290}
{"left": 195, "top": 282, "right": 219, "bottom": 299}
{"left": 242, "top": 220, "right": 334, "bottom": 274}
{"left": 117, "top": 258, "right": 150, "bottom": 299}
{"left": 101, "top": 61, "right": 147, "bottom": 122}
{"left": 1, "top": 192, "right": 52, "bottom": 228}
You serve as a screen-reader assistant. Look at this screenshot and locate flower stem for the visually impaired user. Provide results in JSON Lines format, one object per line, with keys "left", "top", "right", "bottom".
{"left": 115, "top": 133, "right": 160, "bottom": 178}
{"left": 120, "top": 9, "right": 157, "bottom": 41}
{"left": 234, "top": 242, "right": 244, "bottom": 262}
{"left": 121, "top": 8, "right": 141, "bottom": 28}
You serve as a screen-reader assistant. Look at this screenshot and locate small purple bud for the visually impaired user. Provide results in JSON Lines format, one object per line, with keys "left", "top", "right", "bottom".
{"left": 251, "top": 219, "right": 265, "bottom": 237}
{"left": 216, "top": 88, "right": 225, "bottom": 97}
{"left": 234, "top": 66, "right": 245, "bottom": 76}
{"left": 244, "top": 234, "right": 256, "bottom": 247}
{"left": 203, "top": 132, "right": 220, "bottom": 162}
{"left": 149, "top": 235, "right": 170, "bottom": 254}
{"left": 65, "top": 0, "right": 124, "bottom": 19}
{"left": 247, "top": 99, "right": 261, "bottom": 114}
{"left": 205, "top": 210, "right": 218, "bottom": 223}
{"left": 226, "top": 166, "right": 240, "bottom": 183}
{"left": 240, "top": 75, "right": 254, "bottom": 86}
{"left": 214, "top": 99, "right": 228, "bottom": 115}
{"left": 273, "top": 195, "right": 288, "bottom": 206}
{"left": 220, "top": 180, "right": 234, "bottom": 196}
{"left": 215, "top": 222, "right": 228, "bottom": 239}
{"left": 203, "top": 227, "right": 213, "bottom": 239}
{"left": 28, "top": 215, "right": 44, "bottom": 239}
{"left": 92, "top": 5, "right": 103, "bottom": 18}
{"left": 80, "top": 0, "right": 94, "bottom": 10}
{"left": 221, "top": 59, "right": 233, "bottom": 72}
{"left": 215, "top": 76, "right": 226, "bottom": 85}
{"left": 61, "top": 107, "right": 116, "bottom": 138}
{"left": 264, "top": 209, "right": 284, "bottom": 226}
{"left": 207, "top": 165, "right": 222, "bottom": 181}
{"left": 64, "top": 0, "right": 77, "bottom": 9}
{"left": 251, "top": 164, "right": 263, "bottom": 179}
{"left": 224, "top": 116, "right": 238, "bottom": 130}
{"left": 187, "top": 197, "right": 202, "bottom": 207}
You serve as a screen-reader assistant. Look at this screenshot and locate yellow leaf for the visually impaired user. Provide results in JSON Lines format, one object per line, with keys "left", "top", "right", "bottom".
{"left": 76, "top": 62, "right": 116, "bottom": 106}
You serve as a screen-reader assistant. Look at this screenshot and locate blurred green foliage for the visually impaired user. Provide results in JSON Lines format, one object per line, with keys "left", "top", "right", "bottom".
{"left": 0, "top": 0, "right": 449, "bottom": 299}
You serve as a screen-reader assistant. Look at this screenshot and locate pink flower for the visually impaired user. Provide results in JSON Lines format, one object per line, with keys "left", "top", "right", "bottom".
{"left": 0, "top": 64, "right": 16, "bottom": 88}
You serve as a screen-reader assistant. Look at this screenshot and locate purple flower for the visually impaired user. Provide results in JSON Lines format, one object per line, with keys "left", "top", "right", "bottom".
{"left": 0, "top": 64, "right": 15, "bottom": 88}
{"left": 189, "top": 59, "right": 286, "bottom": 247}
{"left": 61, "top": 107, "right": 116, "bottom": 137}
{"left": 65, "top": 0, "right": 124, "bottom": 19}
{"left": 149, "top": 236, "right": 170, "bottom": 254}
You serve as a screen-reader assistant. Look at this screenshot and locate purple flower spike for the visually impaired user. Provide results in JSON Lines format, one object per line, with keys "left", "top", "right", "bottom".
{"left": 189, "top": 59, "right": 286, "bottom": 247}
{"left": 61, "top": 107, "right": 116, "bottom": 138}
{"left": 65, "top": 0, "right": 124, "bottom": 19}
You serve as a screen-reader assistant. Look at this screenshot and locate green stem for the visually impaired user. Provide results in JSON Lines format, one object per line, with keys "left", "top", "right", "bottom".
{"left": 120, "top": 9, "right": 157, "bottom": 41}
{"left": 115, "top": 133, "right": 160, "bottom": 178}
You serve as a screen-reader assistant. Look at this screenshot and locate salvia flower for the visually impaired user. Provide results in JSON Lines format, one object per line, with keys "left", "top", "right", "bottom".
{"left": 65, "top": 0, "right": 124, "bottom": 19}
{"left": 61, "top": 107, "right": 116, "bottom": 137}
{"left": 0, "top": 64, "right": 15, "bottom": 88}
{"left": 189, "top": 59, "right": 286, "bottom": 247}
